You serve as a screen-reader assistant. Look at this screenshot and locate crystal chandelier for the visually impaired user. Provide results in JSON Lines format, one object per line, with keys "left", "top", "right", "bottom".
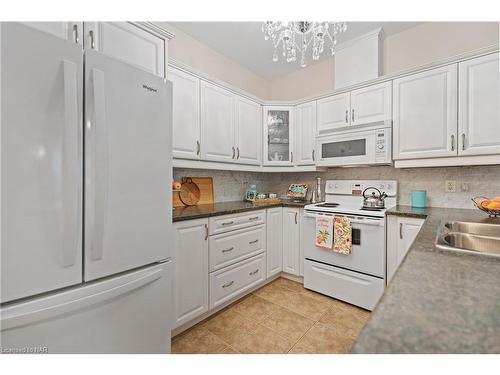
{"left": 262, "top": 22, "right": 347, "bottom": 67}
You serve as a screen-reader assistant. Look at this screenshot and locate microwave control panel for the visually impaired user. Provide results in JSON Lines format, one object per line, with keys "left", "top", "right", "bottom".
{"left": 374, "top": 128, "right": 391, "bottom": 163}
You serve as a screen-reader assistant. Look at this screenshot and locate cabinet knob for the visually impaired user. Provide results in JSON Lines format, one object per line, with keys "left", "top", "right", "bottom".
{"left": 451, "top": 134, "right": 455, "bottom": 151}
{"left": 222, "top": 281, "right": 234, "bottom": 288}
{"left": 462, "top": 133, "right": 466, "bottom": 151}
{"left": 345, "top": 110, "right": 348, "bottom": 123}
{"left": 196, "top": 140, "right": 200, "bottom": 155}
{"left": 399, "top": 222, "right": 403, "bottom": 239}
{"left": 312, "top": 149, "right": 315, "bottom": 161}
{"left": 232, "top": 146, "right": 235, "bottom": 159}
{"left": 351, "top": 108, "right": 355, "bottom": 122}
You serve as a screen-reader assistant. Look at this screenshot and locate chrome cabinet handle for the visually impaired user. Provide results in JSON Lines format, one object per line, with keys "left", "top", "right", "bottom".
{"left": 222, "top": 281, "right": 234, "bottom": 288}
{"left": 204, "top": 223, "right": 208, "bottom": 240}
{"left": 222, "top": 247, "right": 234, "bottom": 253}
{"left": 294, "top": 212, "right": 298, "bottom": 224}
{"left": 72, "top": 24, "right": 79, "bottom": 44}
{"left": 345, "top": 110, "right": 348, "bottom": 123}
{"left": 196, "top": 140, "right": 200, "bottom": 155}
{"left": 399, "top": 223, "right": 403, "bottom": 239}
{"left": 291, "top": 152, "right": 293, "bottom": 163}
{"left": 236, "top": 147, "right": 240, "bottom": 159}
{"left": 248, "top": 216, "right": 259, "bottom": 221}
{"left": 451, "top": 134, "right": 455, "bottom": 151}
{"left": 312, "top": 149, "right": 315, "bottom": 161}
{"left": 462, "top": 133, "right": 466, "bottom": 151}
{"left": 351, "top": 109, "right": 355, "bottom": 122}
{"left": 249, "top": 239, "right": 259, "bottom": 244}
{"left": 232, "top": 146, "right": 235, "bottom": 159}
{"left": 249, "top": 269, "right": 259, "bottom": 276}
{"left": 221, "top": 221, "right": 234, "bottom": 226}
{"left": 89, "top": 30, "right": 96, "bottom": 49}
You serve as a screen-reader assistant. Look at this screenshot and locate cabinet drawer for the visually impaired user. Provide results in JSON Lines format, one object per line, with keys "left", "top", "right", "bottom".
{"left": 304, "top": 259, "right": 384, "bottom": 311}
{"left": 209, "top": 225, "right": 265, "bottom": 272}
{"left": 209, "top": 210, "right": 266, "bottom": 235}
{"left": 210, "top": 254, "right": 265, "bottom": 309}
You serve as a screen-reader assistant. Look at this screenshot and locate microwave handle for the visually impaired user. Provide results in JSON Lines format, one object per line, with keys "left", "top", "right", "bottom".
{"left": 304, "top": 212, "right": 384, "bottom": 226}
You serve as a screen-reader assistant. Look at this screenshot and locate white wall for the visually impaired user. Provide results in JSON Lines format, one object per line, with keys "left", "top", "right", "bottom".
{"left": 268, "top": 22, "right": 499, "bottom": 100}
{"left": 159, "top": 22, "right": 270, "bottom": 99}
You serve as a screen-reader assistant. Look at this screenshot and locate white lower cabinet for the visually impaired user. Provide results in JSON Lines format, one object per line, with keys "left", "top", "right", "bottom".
{"left": 172, "top": 218, "right": 209, "bottom": 329}
{"left": 282, "top": 207, "right": 301, "bottom": 276}
{"left": 386, "top": 215, "right": 425, "bottom": 283}
{"left": 210, "top": 253, "right": 265, "bottom": 308}
{"left": 266, "top": 207, "right": 283, "bottom": 278}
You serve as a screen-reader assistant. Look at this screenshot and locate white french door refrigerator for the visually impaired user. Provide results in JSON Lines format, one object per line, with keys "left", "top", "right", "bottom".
{"left": 0, "top": 23, "right": 173, "bottom": 353}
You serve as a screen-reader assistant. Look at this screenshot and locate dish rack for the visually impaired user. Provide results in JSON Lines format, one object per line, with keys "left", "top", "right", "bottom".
{"left": 471, "top": 196, "right": 500, "bottom": 218}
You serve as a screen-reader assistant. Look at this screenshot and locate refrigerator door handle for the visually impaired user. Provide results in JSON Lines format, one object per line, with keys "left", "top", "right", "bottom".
{"left": 62, "top": 59, "right": 81, "bottom": 267}
{"left": 87, "top": 68, "right": 108, "bottom": 261}
{"left": 1, "top": 268, "right": 163, "bottom": 331}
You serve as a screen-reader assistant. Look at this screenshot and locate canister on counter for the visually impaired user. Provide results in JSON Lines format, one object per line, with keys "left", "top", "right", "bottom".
{"left": 411, "top": 190, "right": 427, "bottom": 208}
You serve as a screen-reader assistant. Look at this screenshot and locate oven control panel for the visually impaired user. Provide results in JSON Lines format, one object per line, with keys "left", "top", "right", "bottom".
{"left": 325, "top": 180, "right": 398, "bottom": 197}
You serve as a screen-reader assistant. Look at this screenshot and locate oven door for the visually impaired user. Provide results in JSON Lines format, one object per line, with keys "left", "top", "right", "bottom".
{"left": 303, "top": 211, "right": 386, "bottom": 278}
{"left": 316, "top": 130, "right": 375, "bottom": 166}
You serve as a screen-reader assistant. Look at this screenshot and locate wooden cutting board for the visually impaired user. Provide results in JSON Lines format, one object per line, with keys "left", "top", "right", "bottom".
{"left": 173, "top": 177, "right": 214, "bottom": 207}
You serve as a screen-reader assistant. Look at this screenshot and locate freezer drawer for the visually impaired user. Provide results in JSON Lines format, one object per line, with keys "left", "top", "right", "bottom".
{"left": 209, "top": 210, "right": 266, "bottom": 235}
{"left": 210, "top": 254, "right": 265, "bottom": 309}
{"left": 0, "top": 262, "right": 172, "bottom": 354}
{"left": 304, "top": 259, "right": 384, "bottom": 311}
{"left": 209, "top": 225, "right": 266, "bottom": 271}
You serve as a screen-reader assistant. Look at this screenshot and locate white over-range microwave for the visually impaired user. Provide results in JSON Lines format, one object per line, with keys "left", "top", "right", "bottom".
{"left": 316, "top": 126, "right": 392, "bottom": 167}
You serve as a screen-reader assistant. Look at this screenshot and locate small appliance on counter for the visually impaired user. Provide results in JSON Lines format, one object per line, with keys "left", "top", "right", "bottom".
{"left": 362, "top": 187, "right": 388, "bottom": 210}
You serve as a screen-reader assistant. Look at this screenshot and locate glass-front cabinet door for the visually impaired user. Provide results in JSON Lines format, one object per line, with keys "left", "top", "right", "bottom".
{"left": 263, "top": 106, "right": 294, "bottom": 166}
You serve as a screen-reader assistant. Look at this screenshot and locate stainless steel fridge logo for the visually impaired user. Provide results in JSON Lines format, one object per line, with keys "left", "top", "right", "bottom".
{"left": 142, "top": 84, "right": 158, "bottom": 93}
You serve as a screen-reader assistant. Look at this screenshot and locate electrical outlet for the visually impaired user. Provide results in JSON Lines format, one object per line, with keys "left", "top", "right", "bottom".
{"left": 445, "top": 180, "right": 456, "bottom": 193}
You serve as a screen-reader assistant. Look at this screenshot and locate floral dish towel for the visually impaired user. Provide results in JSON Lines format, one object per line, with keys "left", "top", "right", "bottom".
{"left": 315, "top": 215, "right": 334, "bottom": 250}
{"left": 333, "top": 216, "right": 352, "bottom": 255}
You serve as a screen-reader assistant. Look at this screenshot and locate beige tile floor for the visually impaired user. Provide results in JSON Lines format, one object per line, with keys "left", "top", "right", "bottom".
{"left": 172, "top": 277, "right": 370, "bottom": 354}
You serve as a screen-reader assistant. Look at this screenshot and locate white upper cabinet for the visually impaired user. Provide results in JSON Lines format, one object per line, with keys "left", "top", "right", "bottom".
{"left": 393, "top": 64, "right": 458, "bottom": 160}
{"left": 22, "top": 22, "right": 83, "bottom": 44}
{"left": 317, "top": 93, "right": 350, "bottom": 134}
{"left": 295, "top": 101, "right": 317, "bottom": 166}
{"left": 84, "top": 22, "right": 167, "bottom": 77}
{"left": 169, "top": 67, "right": 201, "bottom": 160}
{"left": 263, "top": 106, "right": 294, "bottom": 166}
{"left": 200, "top": 81, "right": 236, "bottom": 163}
{"left": 234, "top": 96, "right": 262, "bottom": 165}
{"left": 350, "top": 81, "right": 392, "bottom": 127}
{"left": 458, "top": 53, "right": 500, "bottom": 156}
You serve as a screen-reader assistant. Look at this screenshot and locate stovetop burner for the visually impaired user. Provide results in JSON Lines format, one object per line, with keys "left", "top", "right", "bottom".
{"left": 315, "top": 203, "right": 340, "bottom": 208}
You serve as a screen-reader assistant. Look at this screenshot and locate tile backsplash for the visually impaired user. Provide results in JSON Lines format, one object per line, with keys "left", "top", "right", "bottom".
{"left": 174, "top": 165, "right": 500, "bottom": 209}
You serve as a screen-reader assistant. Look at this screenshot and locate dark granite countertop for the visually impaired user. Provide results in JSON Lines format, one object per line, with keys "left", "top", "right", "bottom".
{"left": 352, "top": 205, "right": 500, "bottom": 353}
{"left": 172, "top": 199, "right": 309, "bottom": 222}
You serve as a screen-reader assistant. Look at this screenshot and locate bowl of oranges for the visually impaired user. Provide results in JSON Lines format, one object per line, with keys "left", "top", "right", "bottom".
{"left": 472, "top": 196, "right": 500, "bottom": 217}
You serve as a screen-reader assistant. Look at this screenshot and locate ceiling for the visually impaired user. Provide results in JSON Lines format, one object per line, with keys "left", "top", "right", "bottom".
{"left": 169, "top": 22, "right": 422, "bottom": 80}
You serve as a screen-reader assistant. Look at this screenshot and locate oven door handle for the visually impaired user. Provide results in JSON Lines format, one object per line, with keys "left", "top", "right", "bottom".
{"left": 304, "top": 212, "right": 384, "bottom": 226}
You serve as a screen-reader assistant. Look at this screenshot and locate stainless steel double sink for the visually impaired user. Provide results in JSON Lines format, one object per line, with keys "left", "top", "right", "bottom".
{"left": 435, "top": 221, "right": 500, "bottom": 258}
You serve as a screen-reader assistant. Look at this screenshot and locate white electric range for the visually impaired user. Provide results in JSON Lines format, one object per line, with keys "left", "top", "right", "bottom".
{"left": 303, "top": 180, "right": 397, "bottom": 311}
